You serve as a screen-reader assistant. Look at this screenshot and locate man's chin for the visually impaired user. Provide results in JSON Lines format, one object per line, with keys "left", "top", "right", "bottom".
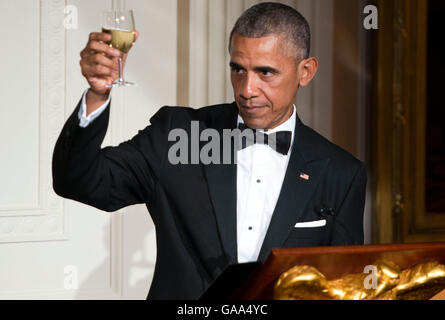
{"left": 240, "top": 118, "right": 269, "bottom": 130}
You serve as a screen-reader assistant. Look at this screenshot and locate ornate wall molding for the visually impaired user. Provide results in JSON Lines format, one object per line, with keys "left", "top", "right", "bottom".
{"left": 0, "top": 0, "right": 68, "bottom": 243}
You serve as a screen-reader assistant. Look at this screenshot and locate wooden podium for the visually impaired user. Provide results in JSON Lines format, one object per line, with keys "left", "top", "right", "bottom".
{"left": 202, "top": 242, "right": 445, "bottom": 300}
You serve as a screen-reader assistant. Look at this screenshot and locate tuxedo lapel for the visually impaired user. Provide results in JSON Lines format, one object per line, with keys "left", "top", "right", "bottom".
{"left": 202, "top": 103, "right": 239, "bottom": 264}
{"left": 202, "top": 105, "right": 331, "bottom": 264}
{"left": 257, "top": 117, "right": 331, "bottom": 261}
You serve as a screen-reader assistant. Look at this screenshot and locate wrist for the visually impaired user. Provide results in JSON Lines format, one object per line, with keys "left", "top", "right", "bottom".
{"left": 87, "top": 88, "right": 110, "bottom": 103}
{"left": 86, "top": 89, "right": 110, "bottom": 116}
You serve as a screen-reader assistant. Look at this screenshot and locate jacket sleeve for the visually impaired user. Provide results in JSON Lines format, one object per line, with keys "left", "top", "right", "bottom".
{"left": 330, "top": 163, "right": 367, "bottom": 246}
{"left": 52, "top": 99, "right": 171, "bottom": 212}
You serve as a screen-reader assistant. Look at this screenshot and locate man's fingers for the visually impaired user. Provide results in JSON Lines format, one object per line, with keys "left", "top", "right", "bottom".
{"left": 80, "top": 49, "right": 87, "bottom": 59}
{"left": 89, "top": 30, "right": 139, "bottom": 43}
{"left": 84, "top": 63, "right": 118, "bottom": 78}
{"left": 92, "top": 64, "right": 116, "bottom": 78}
{"left": 81, "top": 57, "right": 118, "bottom": 77}
{"left": 86, "top": 77, "right": 114, "bottom": 93}
{"left": 80, "top": 30, "right": 136, "bottom": 89}
{"left": 87, "top": 40, "right": 121, "bottom": 57}
{"left": 90, "top": 54, "right": 119, "bottom": 71}
{"left": 83, "top": 30, "right": 138, "bottom": 58}
{"left": 81, "top": 54, "right": 118, "bottom": 75}
{"left": 88, "top": 32, "right": 112, "bottom": 43}
{"left": 132, "top": 29, "right": 139, "bottom": 42}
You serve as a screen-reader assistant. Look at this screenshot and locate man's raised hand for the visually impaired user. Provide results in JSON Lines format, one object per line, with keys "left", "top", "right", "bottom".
{"left": 80, "top": 30, "right": 139, "bottom": 113}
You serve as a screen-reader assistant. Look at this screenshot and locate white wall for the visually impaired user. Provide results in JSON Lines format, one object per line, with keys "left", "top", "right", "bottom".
{"left": 0, "top": 0, "right": 176, "bottom": 299}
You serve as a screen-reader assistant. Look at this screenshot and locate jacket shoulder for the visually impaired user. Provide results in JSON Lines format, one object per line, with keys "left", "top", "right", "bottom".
{"left": 150, "top": 103, "right": 237, "bottom": 127}
{"left": 299, "top": 122, "right": 366, "bottom": 174}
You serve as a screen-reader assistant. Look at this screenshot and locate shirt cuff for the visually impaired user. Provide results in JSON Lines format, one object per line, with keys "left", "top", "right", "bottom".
{"left": 78, "top": 89, "right": 111, "bottom": 128}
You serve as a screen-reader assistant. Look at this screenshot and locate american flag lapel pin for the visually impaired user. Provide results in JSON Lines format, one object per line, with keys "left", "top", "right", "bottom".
{"left": 299, "top": 173, "right": 310, "bottom": 181}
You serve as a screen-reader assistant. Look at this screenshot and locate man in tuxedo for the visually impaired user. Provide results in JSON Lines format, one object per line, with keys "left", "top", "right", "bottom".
{"left": 52, "top": 3, "right": 367, "bottom": 299}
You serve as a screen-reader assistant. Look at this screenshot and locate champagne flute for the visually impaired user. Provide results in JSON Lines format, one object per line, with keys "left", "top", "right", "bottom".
{"left": 102, "top": 10, "right": 136, "bottom": 87}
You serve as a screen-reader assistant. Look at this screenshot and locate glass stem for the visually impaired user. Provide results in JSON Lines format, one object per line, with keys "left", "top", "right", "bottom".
{"left": 118, "top": 55, "right": 124, "bottom": 83}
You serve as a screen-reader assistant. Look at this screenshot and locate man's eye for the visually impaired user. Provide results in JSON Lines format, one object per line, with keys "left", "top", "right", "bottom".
{"left": 261, "top": 70, "right": 274, "bottom": 76}
{"left": 232, "top": 67, "right": 243, "bottom": 74}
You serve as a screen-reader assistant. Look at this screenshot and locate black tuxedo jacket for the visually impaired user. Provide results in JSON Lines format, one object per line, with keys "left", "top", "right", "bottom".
{"left": 52, "top": 100, "right": 367, "bottom": 300}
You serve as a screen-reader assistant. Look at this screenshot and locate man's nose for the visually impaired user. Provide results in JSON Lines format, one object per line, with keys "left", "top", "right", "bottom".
{"left": 240, "top": 73, "right": 259, "bottom": 99}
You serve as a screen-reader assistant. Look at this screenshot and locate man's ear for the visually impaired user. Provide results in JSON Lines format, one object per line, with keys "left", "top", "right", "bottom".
{"left": 298, "top": 57, "right": 318, "bottom": 87}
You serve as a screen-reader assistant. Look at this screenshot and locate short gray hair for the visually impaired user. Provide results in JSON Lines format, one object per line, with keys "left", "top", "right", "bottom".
{"left": 229, "top": 2, "right": 311, "bottom": 62}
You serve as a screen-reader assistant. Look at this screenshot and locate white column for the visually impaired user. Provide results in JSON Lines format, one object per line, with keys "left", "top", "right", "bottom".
{"left": 225, "top": 0, "right": 244, "bottom": 101}
{"left": 208, "top": 0, "right": 227, "bottom": 105}
{"left": 189, "top": 0, "right": 209, "bottom": 107}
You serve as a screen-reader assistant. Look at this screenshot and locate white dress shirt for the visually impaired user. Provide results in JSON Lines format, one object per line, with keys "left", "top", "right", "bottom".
{"left": 78, "top": 90, "right": 296, "bottom": 263}
{"left": 235, "top": 108, "right": 296, "bottom": 263}
{"left": 78, "top": 89, "right": 111, "bottom": 128}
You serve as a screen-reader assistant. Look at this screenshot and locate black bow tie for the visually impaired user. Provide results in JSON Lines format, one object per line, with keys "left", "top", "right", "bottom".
{"left": 237, "top": 123, "right": 292, "bottom": 156}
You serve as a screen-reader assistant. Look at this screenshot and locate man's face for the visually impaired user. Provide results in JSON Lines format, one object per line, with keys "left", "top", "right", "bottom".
{"left": 230, "top": 33, "right": 301, "bottom": 130}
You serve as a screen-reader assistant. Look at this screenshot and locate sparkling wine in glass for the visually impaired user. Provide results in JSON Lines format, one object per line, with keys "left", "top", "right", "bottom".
{"left": 103, "top": 10, "right": 136, "bottom": 87}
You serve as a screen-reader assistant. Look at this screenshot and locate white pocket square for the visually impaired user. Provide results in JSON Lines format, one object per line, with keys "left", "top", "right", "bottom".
{"left": 294, "top": 219, "right": 326, "bottom": 228}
